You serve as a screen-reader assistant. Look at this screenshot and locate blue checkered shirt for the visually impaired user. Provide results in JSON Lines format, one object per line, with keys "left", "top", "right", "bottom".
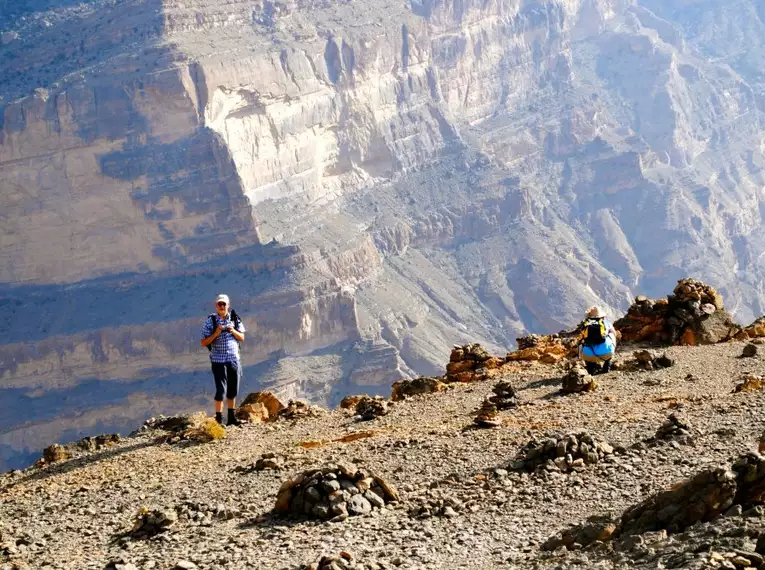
{"left": 201, "top": 313, "right": 245, "bottom": 363}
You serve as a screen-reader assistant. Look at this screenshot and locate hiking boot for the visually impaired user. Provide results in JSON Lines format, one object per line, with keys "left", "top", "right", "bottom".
{"left": 602, "top": 360, "right": 612, "bottom": 374}
{"left": 227, "top": 409, "right": 242, "bottom": 427}
{"left": 215, "top": 412, "right": 223, "bottom": 425}
{"left": 584, "top": 362, "right": 599, "bottom": 376}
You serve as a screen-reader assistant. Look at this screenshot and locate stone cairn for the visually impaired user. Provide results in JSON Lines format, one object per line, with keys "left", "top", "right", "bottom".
{"left": 274, "top": 465, "right": 399, "bottom": 522}
{"left": 510, "top": 432, "right": 615, "bottom": 474}
{"left": 561, "top": 363, "right": 597, "bottom": 394}
{"left": 473, "top": 399, "right": 502, "bottom": 428}
{"left": 506, "top": 332, "right": 579, "bottom": 364}
{"left": 354, "top": 396, "right": 391, "bottom": 421}
{"left": 445, "top": 343, "right": 505, "bottom": 383}
{"left": 614, "top": 278, "right": 743, "bottom": 345}
{"left": 648, "top": 414, "right": 694, "bottom": 446}
{"left": 127, "top": 508, "right": 178, "bottom": 540}
{"left": 489, "top": 380, "right": 518, "bottom": 409}
{"left": 544, "top": 453, "right": 765, "bottom": 551}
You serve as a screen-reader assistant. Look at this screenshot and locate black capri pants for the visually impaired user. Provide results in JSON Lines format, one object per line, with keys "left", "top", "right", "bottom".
{"left": 211, "top": 361, "right": 241, "bottom": 401}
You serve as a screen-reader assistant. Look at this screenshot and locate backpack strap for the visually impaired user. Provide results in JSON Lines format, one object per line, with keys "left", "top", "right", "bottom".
{"left": 205, "top": 314, "right": 217, "bottom": 352}
{"left": 230, "top": 309, "right": 241, "bottom": 330}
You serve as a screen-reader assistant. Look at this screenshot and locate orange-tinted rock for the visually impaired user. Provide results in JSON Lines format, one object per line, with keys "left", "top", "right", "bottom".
{"left": 680, "top": 328, "right": 697, "bottom": 346}
{"left": 239, "top": 391, "right": 285, "bottom": 420}
{"left": 446, "top": 360, "right": 475, "bottom": 375}
{"left": 391, "top": 377, "right": 447, "bottom": 401}
{"left": 340, "top": 395, "right": 364, "bottom": 409}
{"left": 237, "top": 402, "right": 270, "bottom": 423}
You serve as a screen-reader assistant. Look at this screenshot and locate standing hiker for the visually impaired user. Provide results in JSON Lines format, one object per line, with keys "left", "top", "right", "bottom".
{"left": 200, "top": 294, "right": 245, "bottom": 426}
{"left": 578, "top": 306, "right": 616, "bottom": 375}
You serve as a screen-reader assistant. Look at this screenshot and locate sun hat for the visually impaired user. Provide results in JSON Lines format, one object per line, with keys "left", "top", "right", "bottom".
{"left": 586, "top": 305, "right": 605, "bottom": 319}
{"left": 215, "top": 294, "right": 230, "bottom": 306}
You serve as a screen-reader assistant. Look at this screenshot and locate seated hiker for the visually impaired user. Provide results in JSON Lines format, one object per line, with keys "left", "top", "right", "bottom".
{"left": 578, "top": 306, "right": 616, "bottom": 375}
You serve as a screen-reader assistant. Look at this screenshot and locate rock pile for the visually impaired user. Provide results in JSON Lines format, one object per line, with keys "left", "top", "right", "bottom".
{"left": 473, "top": 399, "right": 501, "bottom": 428}
{"left": 510, "top": 432, "right": 614, "bottom": 473}
{"left": 391, "top": 377, "right": 447, "bottom": 401}
{"left": 176, "top": 500, "right": 240, "bottom": 524}
{"left": 445, "top": 343, "right": 504, "bottom": 383}
{"left": 274, "top": 466, "right": 399, "bottom": 521}
{"left": 649, "top": 414, "right": 694, "bottom": 446}
{"left": 40, "top": 433, "right": 121, "bottom": 465}
{"left": 544, "top": 453, "right": 765, "bottom": 551}
{"left": 617, "top": 350, "right": 675, "bottom": 371}
{"left": 614, "top": 278, "right": 743, "bottom": 345}
{"left": 127, "top": 508, "right": 177, "bottom": 540}
{"left": 280, "top": 400, "right": 325, "bottom": 421}
{"left": 506, "top": 333, "right": 578, "bottom": 364}
{"left": 354, "top": 396, "right": 391, "bottom": 421}
{"left": 488, "top": 380, "right": 518, "bottom": 409}
{"left": 561, "top": 363, "right": 597, "bottom": 394}
{"left": 234, "top": 453, "right": 287, "bottom": 473}
{"left": 236, "top": 391, "right": 285, "bottom": 422}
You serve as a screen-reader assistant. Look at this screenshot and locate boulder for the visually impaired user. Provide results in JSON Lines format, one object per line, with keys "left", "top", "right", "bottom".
{"left": 237, "top": 391, "right": 285, "bottom": 421}
{"left": 742, "top": 343, "right": 758, "bottom": 358}
{"left": 391, "top": 377, "right": 447, "bottom": 401}
{"left": 339, "top": 395, "right": 364, "bottom": 409}
{"left": 354, "top": 396, "right": 391, "bottom": 421}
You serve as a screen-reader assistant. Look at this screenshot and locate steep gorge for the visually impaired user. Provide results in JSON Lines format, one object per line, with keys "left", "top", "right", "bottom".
{"left": 1, "top": 0, "right": 765, "bottom": 470}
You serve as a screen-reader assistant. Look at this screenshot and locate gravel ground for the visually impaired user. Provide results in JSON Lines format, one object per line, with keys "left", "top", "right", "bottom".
{"left": 1, "top": 342, "right": 765, "bottom": 570}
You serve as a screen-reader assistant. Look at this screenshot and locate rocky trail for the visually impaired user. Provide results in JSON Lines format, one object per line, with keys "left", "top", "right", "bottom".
{"left": 2, "top": 335, "right": 765, "bottom": 570}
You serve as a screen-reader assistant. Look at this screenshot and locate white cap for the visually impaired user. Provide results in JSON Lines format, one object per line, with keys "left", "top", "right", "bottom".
{"left": 215, "top": 294, "right": 230, "bottom": 306}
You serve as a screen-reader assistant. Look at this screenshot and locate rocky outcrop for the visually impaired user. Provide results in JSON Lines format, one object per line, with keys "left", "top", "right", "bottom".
{"left": 506, "top": 333, "right": 578, "bottom": 364}
{"left": 544, "top": 453, "right": 765, "bottom": 551}
{"left": 615, "top": 279, "right": 744, "bottom": 345}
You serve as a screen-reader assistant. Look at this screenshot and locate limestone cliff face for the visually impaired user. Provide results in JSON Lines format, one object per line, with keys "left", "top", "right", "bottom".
{"left": 2, "top": 0, "right": 765, "bottom": 470}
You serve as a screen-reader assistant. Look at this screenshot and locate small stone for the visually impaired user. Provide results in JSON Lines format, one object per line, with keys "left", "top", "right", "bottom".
{"left": 173, "top": 561, "right": 198, "bottom": 570}
{"left": 347, "top": 494, "right": 372, "bottom": 516}
{"left": 743, "top": 343, "right": 758, "bottom": 358}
